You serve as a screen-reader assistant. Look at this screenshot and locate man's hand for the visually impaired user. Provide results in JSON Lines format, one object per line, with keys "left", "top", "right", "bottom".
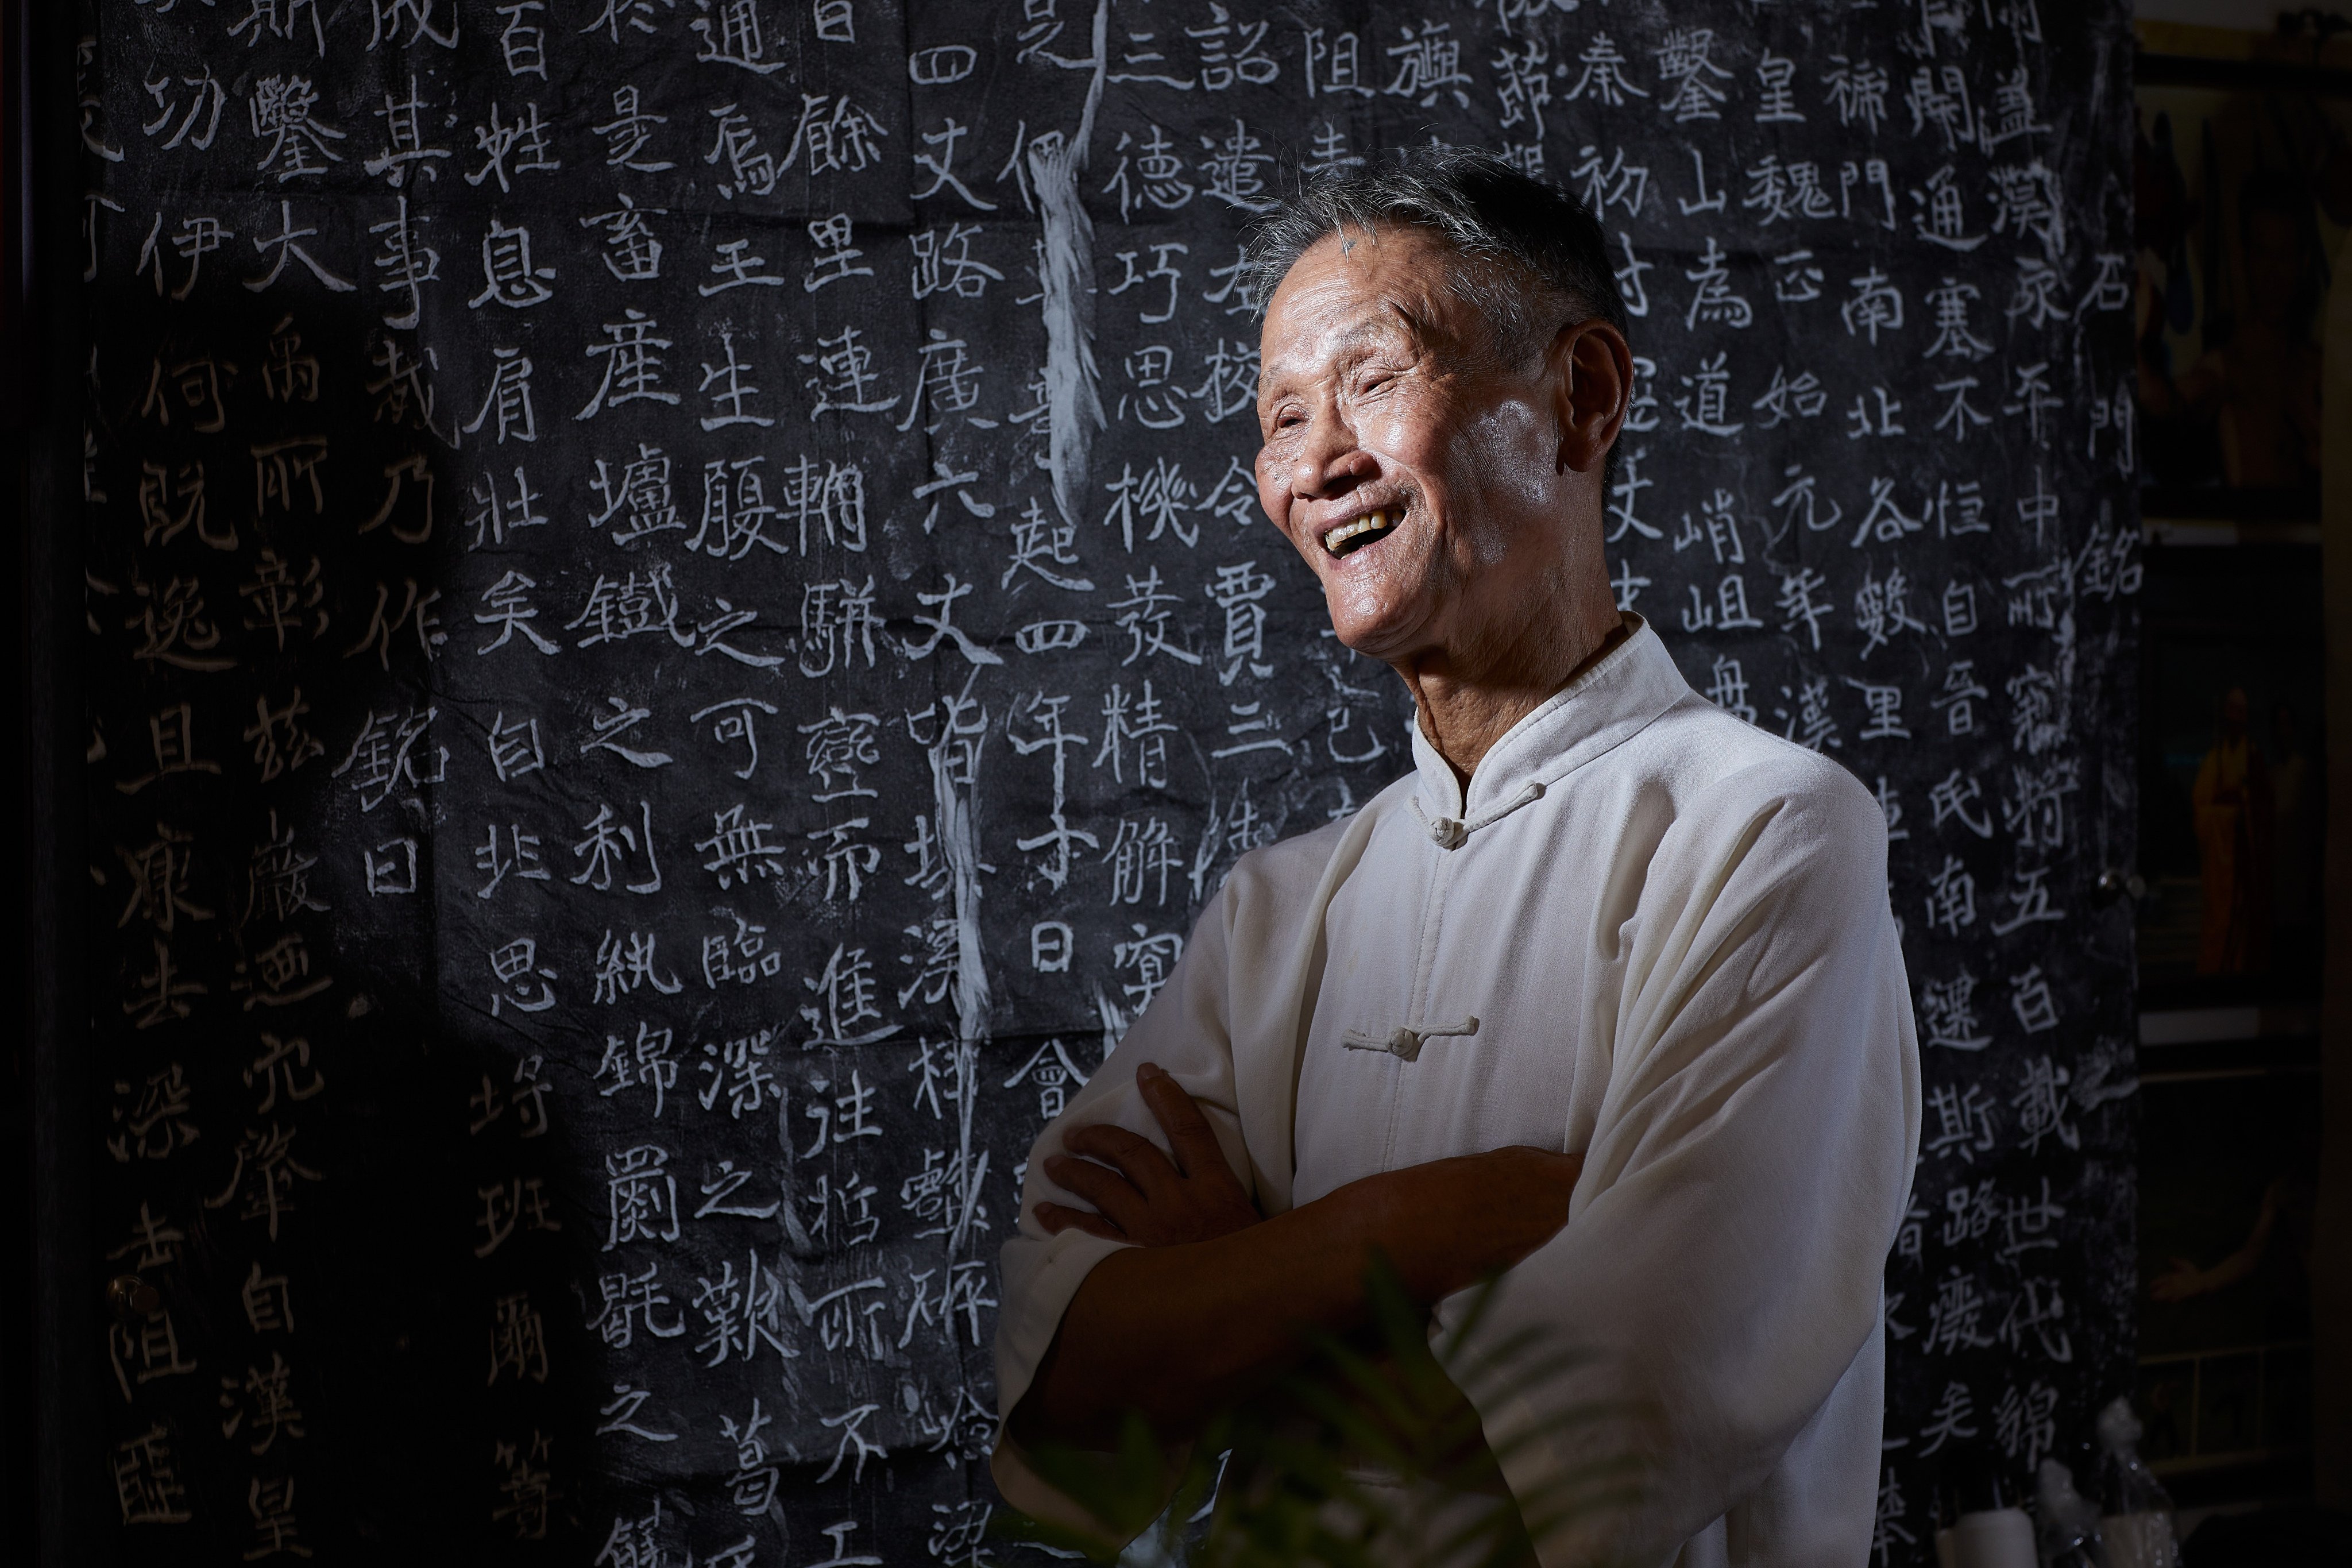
{"left": 1036, "top": 1062, "right": 1261, "bottom": 1247}
{"left": 1013, "top": 1062, "right": 1585, "bottom": 1449}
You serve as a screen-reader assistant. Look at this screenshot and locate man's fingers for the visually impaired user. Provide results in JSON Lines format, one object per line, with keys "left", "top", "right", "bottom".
{"left": 1061, "top": 1123, "right": 1180, "bottom": 1195}
{"left": 1042, "top": 1152, "right": 1150, "bottom": 1229}
{"left": 1034, "top": 1202, "right": 1123, "bottom": 1241}
{"left": 1136, "top": 1063, "right": 1231, "bottom": 1180}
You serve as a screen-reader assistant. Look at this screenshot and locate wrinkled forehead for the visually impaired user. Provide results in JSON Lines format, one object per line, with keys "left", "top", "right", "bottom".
{"left": 1256, "top": 225, "right": 1478, "bottom": 386}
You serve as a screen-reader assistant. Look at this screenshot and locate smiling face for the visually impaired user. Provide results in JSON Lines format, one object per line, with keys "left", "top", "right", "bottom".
{"left": 1252, "top": 225, "right": 1623, "bottom": 686}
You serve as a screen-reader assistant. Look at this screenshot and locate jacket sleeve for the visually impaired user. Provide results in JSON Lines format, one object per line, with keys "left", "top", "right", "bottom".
{"left": 988, "top": 879, "right": 1252, "bottom": 1541}
{"left": 1449, "top": 758, "right": 1922, "bottom": 1566}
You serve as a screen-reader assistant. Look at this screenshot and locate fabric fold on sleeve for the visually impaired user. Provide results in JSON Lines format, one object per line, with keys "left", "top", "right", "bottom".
{"left": 988, "top": 810, "right": 1371, "bottom": 1533}
{"left": 988, "top": 879, "right": 1249, "bottom": 1538}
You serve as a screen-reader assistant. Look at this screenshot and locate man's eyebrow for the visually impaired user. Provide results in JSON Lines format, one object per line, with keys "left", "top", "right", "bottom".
{"left": 1258, "top": 316, "right": 1405, "bottom": 403}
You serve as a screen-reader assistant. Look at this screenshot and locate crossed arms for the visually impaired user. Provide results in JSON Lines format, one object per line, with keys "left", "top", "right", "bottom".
{"left": 1001, "top": 762, "right": 1920, "bottom": 1562}
{"left": 1008, "top": 1060, "right": 1585, "bottom": 1451}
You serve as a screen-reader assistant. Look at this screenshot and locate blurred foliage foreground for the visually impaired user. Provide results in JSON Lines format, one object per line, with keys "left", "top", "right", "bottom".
{"left": 997, "top": 1260, "right": 1647, "bottom": 1568}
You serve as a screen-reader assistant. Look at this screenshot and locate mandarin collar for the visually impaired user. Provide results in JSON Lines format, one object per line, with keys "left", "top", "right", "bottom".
{"left": 1405, "top": 614, "right": 1690, "bottom": 831}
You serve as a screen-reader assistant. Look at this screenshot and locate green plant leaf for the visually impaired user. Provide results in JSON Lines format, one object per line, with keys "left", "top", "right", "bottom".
{"left": 1003, "top": 1258, "right": 1647, "bottom": 1568}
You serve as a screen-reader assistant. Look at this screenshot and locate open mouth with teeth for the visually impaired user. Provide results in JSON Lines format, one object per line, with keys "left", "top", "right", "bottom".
{"left": 1323, "top": 508, "right": 1398, "bottom": 558}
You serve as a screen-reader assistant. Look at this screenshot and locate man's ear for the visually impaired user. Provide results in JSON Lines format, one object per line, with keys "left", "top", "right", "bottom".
{"left": 1548, "top": 317, "right": 1632, "bottom": 476}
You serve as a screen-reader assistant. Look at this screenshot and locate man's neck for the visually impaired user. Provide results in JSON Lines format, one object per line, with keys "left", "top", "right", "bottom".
{"left": 1404, "top": 610, "right": 1630, "bottom": 787}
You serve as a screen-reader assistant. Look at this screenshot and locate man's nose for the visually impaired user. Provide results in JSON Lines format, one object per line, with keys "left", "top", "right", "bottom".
{"left": 1289, "top": 408, "right": 1372, "bottom": 497}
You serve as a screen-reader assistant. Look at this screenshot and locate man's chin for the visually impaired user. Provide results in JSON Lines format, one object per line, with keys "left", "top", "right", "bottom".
{"left": 1320, "top": 600, "right": 1427, "bottom": 666}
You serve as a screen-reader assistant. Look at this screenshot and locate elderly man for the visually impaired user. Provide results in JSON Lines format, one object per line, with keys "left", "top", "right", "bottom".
{"left": 992, "top": 150, "right": 1921, "bottom": 1567}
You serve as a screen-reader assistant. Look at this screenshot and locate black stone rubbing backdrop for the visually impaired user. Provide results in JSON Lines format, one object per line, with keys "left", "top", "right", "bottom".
{"left": 78, "top": 0, "right": 2136, "bottom": 1561}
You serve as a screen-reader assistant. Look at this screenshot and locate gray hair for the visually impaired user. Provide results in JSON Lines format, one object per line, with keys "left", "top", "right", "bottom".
{"left": 1238, "top": 146, "right": 1631, "bottom": 370}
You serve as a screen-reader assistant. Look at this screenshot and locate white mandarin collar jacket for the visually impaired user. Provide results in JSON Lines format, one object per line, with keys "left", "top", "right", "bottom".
{"left": 994, "top": 617, "right": 1922, "bottom": 1568}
